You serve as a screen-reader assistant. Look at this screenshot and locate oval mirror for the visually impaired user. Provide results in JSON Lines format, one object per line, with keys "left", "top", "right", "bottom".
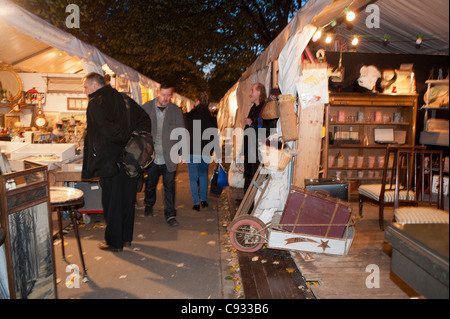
{"left": 0, "top": 63, "right": 23, "bottom": 102}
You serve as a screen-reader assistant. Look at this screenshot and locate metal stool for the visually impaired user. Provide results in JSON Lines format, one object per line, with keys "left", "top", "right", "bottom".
{"left": 50, "top": 187, "right": 87, "bottom": 278}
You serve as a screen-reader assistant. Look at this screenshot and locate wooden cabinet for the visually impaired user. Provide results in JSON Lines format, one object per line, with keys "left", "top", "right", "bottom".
{"left": 322, "top": 93, "right": 418, "bottom": 198}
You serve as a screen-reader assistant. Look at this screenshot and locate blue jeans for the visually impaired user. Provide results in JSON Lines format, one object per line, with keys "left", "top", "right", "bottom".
{"left": 187, "top": 156, "right": 210, "bottom": 205}
{"left": 144, "top": 163, "right": 176, "bottom": 220}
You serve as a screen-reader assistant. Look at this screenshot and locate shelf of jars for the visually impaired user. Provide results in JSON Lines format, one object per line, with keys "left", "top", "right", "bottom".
{"left": 322, "top": 93, "right": 418, "bottom": 198}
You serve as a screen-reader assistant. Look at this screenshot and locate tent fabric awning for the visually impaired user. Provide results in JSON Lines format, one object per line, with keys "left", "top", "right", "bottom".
{"left": 0, "top": 0, "right": 194, "bottom": 107}
{"left": 217, "top": 0, "right": 449, "bottom": 133}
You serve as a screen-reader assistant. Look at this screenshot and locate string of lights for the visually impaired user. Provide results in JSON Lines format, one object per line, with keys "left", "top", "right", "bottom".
{"left": 310, "top": 1, "right": 445, "bottom": 49}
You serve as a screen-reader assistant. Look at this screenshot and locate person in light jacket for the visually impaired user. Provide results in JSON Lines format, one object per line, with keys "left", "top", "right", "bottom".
{"left": 141, "top": 83, "right": 186, "bottom": 226}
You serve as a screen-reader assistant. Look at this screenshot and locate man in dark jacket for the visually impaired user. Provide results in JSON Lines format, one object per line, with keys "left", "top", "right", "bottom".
{"left": 82, "top": 72, "right": 151, "bottom": 252}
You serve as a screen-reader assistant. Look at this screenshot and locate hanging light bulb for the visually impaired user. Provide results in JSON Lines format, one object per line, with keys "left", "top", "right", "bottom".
{"left": 312, "top": 28, "right": 323, "bottom": 42}
{"left": 383, "top": 34, "right": 390, "bottom": 46}
{"left": 416, "top": 34, "right": 423, "bottom": 45}
{"left": 330, "top": 19, "right": 337, "bottom": 27}
{"left": 345, "top": 7, "right": 356, "bottom": 21}
{"left": 352, "top": 36, "right": 359, "bottom": 46}
{"left": 325, "top": 33, "right": 333, "bottom": 44}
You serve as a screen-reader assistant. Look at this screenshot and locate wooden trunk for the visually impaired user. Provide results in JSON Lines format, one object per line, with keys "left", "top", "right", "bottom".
{"left": 279, "top": 186, "right": 352, "bottom": 238}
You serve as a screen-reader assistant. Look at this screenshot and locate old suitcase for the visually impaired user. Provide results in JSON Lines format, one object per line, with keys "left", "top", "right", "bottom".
{"left": 280, "top": 186, "right": 352, "bottom": 238}
{"left": 304, "top": 178, "right": 349, "bottom": 201}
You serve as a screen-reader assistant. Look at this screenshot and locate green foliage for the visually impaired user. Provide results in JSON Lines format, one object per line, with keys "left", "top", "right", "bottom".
{"left": 12, "top": 0, "right": 305, "bottom": 101}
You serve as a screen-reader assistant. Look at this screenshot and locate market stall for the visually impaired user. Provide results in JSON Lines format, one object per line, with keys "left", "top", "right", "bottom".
{"left": 220, "top": 0, "right": 449, "bottom": 296}
{"left": 0, "top": 0, "right": 193, "bottom": 142}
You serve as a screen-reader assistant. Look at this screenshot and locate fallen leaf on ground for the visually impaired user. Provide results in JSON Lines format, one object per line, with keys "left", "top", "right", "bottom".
{"left": 286, "top": 268, "right": 295, "bottom": 273}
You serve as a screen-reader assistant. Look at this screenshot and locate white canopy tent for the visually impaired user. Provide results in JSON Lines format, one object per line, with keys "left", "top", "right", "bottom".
{"left": 216, "top": 0, "right": 449, "bottom": 135}
{"left": 0, "top": 0, "right": 193, "bottom": 109}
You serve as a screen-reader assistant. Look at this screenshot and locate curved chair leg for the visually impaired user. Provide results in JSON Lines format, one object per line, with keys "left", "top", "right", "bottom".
{"left": 378, "top": 205, "right": 384, "bottom": 230}
{"left": 359, "top": 197, "right": 363, "bottom": 218}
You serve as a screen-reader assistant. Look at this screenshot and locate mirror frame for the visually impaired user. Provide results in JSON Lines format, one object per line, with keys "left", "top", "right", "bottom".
{"left": 0, "top": 63, "right": 23, "bottom": 102}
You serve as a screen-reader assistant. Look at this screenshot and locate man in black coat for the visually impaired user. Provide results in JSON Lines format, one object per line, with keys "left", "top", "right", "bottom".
{"left": 82, "top": 73, "right": 151, "bottom": 252}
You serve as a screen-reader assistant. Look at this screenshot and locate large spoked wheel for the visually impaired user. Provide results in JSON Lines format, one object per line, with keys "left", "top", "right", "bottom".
{"left": 229, "top": 215, "right": 267, "bottom": 253}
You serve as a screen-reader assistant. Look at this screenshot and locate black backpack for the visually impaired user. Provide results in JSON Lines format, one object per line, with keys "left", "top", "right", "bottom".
{"left": 121, "top": 95, "right": 155, "bottom": 178}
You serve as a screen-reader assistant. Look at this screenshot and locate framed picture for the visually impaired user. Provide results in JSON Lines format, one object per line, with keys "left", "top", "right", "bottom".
{"left": 0, "top": 160, "right": 56, "bottom": 299}
{"left": 67, "top": 98, "right": 88, "bottom": 111}
{"left": 4, "top": 115, "right": 20, "bottom": 129}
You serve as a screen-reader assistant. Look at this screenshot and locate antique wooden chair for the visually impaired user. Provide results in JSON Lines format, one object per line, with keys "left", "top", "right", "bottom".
{"left": 393, "top": 149, "right": 448, "bottom": 225}
{"left": 358, "top": 146, "right": 421, "bottom": 230}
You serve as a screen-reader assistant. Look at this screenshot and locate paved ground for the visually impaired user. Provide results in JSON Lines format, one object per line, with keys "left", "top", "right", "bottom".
{"left": 53, "top": 165, "right": 236, "bottom": 299}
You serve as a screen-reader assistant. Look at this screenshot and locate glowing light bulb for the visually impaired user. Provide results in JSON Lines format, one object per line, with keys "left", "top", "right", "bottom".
{"left": 312, "top": 28, "right": 323, "bottom": 42}
{"left": 325, "top": 34, "right": 333, "bottom": 44}
{"left": 345, "top": 7, "right": 356, "bottom": 21}
{"left": 352, "top": 36, "right": 359, "bottom": 46}
{"left": 416, "top": 34, "right": 423, "bottom": 45}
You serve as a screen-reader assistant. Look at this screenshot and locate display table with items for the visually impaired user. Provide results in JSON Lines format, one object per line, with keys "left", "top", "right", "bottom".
{"left": 385, "top": 223, "right": 449, "bottom": 299}
{"left": 7, "top": 143, "right": 76, "bottom": 171}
